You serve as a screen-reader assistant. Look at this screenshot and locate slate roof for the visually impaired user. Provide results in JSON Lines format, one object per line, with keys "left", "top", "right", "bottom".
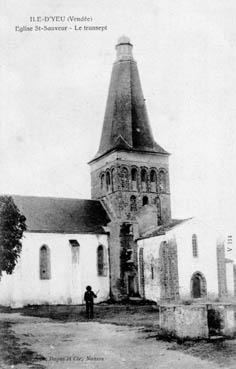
{"left": 90, "top": 37, "right": 169, "bottom": 162}
{"left": 11, "top": 195, "right": 110, "bottom": 234}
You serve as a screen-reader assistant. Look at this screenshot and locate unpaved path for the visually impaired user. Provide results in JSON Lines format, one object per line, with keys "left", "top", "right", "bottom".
{"left": 0, "top": 313, "right": 231, "bottom": 369}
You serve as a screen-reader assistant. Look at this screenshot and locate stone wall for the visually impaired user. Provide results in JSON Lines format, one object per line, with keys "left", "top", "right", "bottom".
{"left": 138, "top": 235, "right": 179, "bottom": 302}
{"left": 217, "top": 242, "right": 227, "bottom": 298}
{"left": 108, "top": 221, "right": 140, "bottom": 300}
{"left": 159, "top": 239, "right": 179, "bottom": 301}
{"left": 207, "top": 304, "right": 236, "bottom": 337}
{"left": 142, "top": 250, "right": 161, "bottom": 301}
{"left": 139, "top": 247, "right": 145, "bottom": 298}
{"left": 159, "top": 303, "right": 236, "bottom": 340}
{"left": 159, "top": 305, "right": 209, "bottom": 339}
{"left": 89, "top": 147, "right": 171, "bottom": 300}
{"left": 234, "top": 264, "right": 236, "bottom": 297}
{"left": 226, "top": 260, "right": 235, "bottom": 296}
{"left": 107, "top": 222, "right": 122, "bottom": 300}
{"left": 135, "top": 205, "right": 158, "bottom": 236}
{"left": 89, "top": 150, "right": 171, "bottom": 224}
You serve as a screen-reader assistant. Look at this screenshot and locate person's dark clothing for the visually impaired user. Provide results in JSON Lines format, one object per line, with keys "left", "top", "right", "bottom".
{"left": 84, "top": 290, "right": 97, "bottom": 319}
{"left": 84, "top": 290, "right": 97, "bottom": 303}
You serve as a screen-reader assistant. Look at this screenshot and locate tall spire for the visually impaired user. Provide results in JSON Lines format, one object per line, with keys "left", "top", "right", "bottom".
{"left": 93, "top": 36, "right": 168, "bottom": 161}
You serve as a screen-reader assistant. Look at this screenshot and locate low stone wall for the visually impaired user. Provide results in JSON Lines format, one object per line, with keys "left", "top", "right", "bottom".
{"left": 207, "top": 304, "right": 236, "bottom": 337}
{"left": 159, "top": 303, "right": 236, "bottom": 340}
{"left": 159, "top": 305, "right": 208, "bottom": 339}
{"left": 223, "top": 305, "right": 236, "bottom": 336}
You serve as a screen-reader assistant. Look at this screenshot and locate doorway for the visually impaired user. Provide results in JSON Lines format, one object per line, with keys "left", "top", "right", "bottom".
{"left": 191, "top": 272, "right": 207, "bottom": 298}
{"left": 192, "top": 274, "right": 201, "bottom": 298}
{"left": 128, "top": 276, "right": 135, "bottom": 296}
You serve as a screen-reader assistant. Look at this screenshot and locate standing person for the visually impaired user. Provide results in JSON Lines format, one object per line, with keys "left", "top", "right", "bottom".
{"left": 84, "top": 286, "right": 97, "bottom": 319}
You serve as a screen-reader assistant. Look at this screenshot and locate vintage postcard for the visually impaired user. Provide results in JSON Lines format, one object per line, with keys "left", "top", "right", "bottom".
{"left": 0, "top": 1, "right": 236, "bottom": 368}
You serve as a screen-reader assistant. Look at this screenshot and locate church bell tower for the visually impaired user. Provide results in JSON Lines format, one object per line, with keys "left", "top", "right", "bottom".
{"left": 89, "top": 36, "right": 171, "bottom": 299}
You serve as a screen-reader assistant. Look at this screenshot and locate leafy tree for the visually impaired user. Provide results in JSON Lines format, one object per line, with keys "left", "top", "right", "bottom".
{"left": 0, "top": 196, "right": 26, "bottom": 276}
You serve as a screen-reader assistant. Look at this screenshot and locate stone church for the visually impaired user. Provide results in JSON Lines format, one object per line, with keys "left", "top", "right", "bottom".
{"left": 0, "top": 36, "right": 235, "bottom": 307}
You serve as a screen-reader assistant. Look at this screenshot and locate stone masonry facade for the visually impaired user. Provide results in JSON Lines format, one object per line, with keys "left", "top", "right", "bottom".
{"left": 90, "top": 151, "right": 171, "bottom": 299}
{"left": 90, "top": 156, "right": 171, "bottom": 224}
{"left": 234, "top": 264, "right": 236, "bottom": 297}
{"left": 217, "top": 242, "right": 228, "bottom": 298}
{"left": 159, "top": 239, "right": 179, "bottom": 301}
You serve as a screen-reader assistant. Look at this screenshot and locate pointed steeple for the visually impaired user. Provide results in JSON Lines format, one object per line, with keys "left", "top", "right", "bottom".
{"left": 92, "top": 36, "right": 168, "bottom": 161}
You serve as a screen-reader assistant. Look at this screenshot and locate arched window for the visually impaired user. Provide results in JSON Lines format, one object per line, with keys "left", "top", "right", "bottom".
{"left": 192, "top": 234, "right": 198, "bottom": 257}
{"left": 150, "top": 170, "right": 157, "bottom": 192}
{"left": 100, "top": 173, "right": 105, "bottom": 190}
{"left": 142, "top": 196, "right": 149, "bottom": 206}
{"left": 120, "top": 167, "right": 129, "bottom": 190}
{"left": 131, "top": 168, "right": 138, "bottom": 191}
{"left": 97, "top": 245, "right": 107, "bottom": 276}
{"left": 130, "top": 195, "right": 137, "bottom": 212}
{"left": 111, "top": 168, "right": 116, "bottom": 191}
{"left": 159, "top": 170, "right": 166, "bottom": 193}
{"left": 39, "top": 245, "right": 51, "bottom": 280}
{"left": 106, "top": 171, "right": 111, "bottom": 192}
{"left": 141, "top": 168, "right": 147, "bottom": 191}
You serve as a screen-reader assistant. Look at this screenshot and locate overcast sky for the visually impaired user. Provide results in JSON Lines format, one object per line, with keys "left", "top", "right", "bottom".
{"left": 1, "top": 0, "right": 236, "bottom": 248}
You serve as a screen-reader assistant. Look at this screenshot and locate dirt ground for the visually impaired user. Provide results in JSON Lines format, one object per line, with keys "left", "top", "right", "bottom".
{"left": 0, "top": 305, "right": 235, "bottom": 369}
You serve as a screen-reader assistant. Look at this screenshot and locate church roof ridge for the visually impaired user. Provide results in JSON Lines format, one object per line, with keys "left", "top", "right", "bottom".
{"left": 9, "top": 193, "right": 99, "bottom": 202}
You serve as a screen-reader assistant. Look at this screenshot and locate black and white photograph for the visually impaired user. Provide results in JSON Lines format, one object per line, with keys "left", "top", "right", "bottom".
{"left": 0, "top": 0, "right": 236, "bottom": 368}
